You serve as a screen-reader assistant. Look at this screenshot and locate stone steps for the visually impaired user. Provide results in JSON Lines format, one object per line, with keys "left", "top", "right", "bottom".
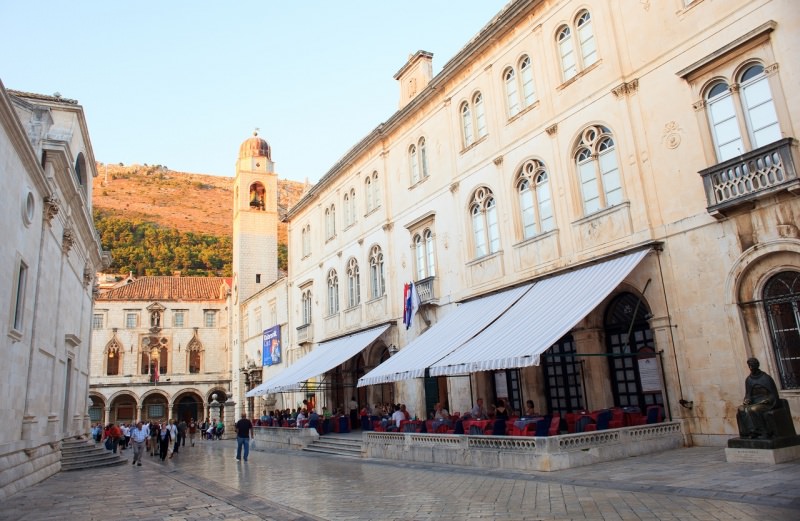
{"left": 302, "top": 435, "right": 363, "bottom": 458}
{"left": 61, "top": 439, "right": 128, "bottom": 471}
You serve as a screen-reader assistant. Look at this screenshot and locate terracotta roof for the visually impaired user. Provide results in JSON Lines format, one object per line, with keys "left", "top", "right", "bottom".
{"left": 8, "top": 89, "right": 79, "bottom": 105}
{"left": 97, "top": 276, "right": 230, "bottom": 301}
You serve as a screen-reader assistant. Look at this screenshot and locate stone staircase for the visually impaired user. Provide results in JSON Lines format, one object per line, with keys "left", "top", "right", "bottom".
{"left": 301, "top": 435, "right": 363, "bottom": 458}
{"left": 61, "top": 438, "right": 128, "bottom": 471}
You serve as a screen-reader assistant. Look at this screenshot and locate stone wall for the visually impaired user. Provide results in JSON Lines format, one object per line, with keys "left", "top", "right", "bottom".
{"left": 251, "top": 426, "right": 319, "bottom": 451}
{"left": 363, "top": 422, "right": 685, "bottom": 472}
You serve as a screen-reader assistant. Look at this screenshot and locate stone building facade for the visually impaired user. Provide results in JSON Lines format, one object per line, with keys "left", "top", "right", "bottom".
{"left": 247, "top": 0, "right": 799, "bottom": 446}
{"left": 0, "top": 81, "right": 106, "bottom": 498}
{"left": 89, "top": 277, "right": 232, "bottom": 426}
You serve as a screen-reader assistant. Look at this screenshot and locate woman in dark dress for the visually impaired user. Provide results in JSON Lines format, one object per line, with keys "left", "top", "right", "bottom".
{"left": 158, "top": 422, "right": 171, "bottom": 461}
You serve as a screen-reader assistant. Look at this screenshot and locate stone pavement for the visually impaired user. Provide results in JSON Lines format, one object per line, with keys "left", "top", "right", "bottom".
{"left": 1, "top": 437, "right": 799, "bottom": 521}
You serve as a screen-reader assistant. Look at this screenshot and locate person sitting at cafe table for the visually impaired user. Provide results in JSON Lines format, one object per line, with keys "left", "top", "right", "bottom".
{"left": 523, "top": 400, "right": 536, "bottom": 418}
{"left": 389, "top": 404, "right": 405, "bottom": 431}
{"left": 494, "top": 399, "right": 509, "bottom": 421}
{"left": 432, "top": 402, "right": 452, "bottom": 430}
{"left": 468, "top": 398, "right": 488, "bottom": 420}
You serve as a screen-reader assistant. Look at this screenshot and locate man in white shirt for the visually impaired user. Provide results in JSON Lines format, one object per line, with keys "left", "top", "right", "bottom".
{"left": 129, "top": 420, "right": 148, "bottom": 467}
{"left": 391, "top": 406, "right": 405, "bottom": 430}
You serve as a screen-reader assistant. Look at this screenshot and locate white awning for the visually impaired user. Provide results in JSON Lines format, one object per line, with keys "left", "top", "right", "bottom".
{"left": 357, "top": 284, "right": 532, "bottom": 387}
{"left": 247, "top": 324, "right": 390, "bottom": 396}
{"left": 428, "top": 249, "right": 650, "bottom": 376}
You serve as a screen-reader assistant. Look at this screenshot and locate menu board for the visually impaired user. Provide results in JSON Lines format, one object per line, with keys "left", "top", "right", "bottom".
{"left": 638, "top": 357, "right": 662, "bottom": 392}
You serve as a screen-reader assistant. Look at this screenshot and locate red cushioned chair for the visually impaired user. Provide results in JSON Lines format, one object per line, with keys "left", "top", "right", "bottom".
{"left": 547, "top": 415, "right": 561, "bottom": 436}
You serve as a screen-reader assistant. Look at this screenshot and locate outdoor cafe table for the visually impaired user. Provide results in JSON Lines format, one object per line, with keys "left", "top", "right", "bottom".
{"left": 401, "top": 420, "right": 424, "bottom": 433}
{"left": 463, "top": 419, "right": 491, "bottom": 435}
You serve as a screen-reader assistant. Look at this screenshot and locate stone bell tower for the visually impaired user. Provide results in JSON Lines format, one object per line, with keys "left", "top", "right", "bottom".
{"left": 232, "top": 131, "right": 278, "bottom": 304}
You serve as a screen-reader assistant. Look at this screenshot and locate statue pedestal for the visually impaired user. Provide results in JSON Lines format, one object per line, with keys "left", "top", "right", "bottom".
{"left": 726, "top": 436, "right": 800, "bottom": 464}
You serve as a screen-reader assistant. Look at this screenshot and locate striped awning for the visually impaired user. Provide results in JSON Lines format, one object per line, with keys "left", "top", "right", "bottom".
{"left": 357, "top": 284, "right": 532, "bottom": 387}
{"left": 428, "top": 249, "right": 650, "bottom": 376}
{"left": 247, "top": 324, "right": 390, "bottom": 396}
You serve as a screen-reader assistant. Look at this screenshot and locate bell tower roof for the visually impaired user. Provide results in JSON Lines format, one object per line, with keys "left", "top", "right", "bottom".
{"left": 239, "top": 131, "right": 271, "bottom": 160}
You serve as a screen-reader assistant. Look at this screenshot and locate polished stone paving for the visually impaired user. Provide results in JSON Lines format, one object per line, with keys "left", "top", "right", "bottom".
{"left": 1, "top": 437, "right": 799, "bottom": 520}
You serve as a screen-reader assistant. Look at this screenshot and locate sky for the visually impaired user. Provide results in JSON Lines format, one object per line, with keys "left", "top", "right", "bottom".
{"left": 1, "top": 1, "right": 509, "bottom": 183}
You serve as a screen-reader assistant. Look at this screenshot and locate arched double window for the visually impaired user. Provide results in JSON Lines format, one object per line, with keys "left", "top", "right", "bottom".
{"left": 369, "top": 245, "right": 385, "bottom": 299}
{"left": 516, "top": 159, "right": 554, "bottom": 239}
{"left": 575, "top": 125, "right": 622, "bottom": 215}
{"left": 503, "top": 55, "right": 537, "bottom": 118}
{"left": 764, "top": 271, "right": 800, "bottom": 389}
{"left": 327, "top": 269, "right": 339, "bottom": 316}
{"left": 470, "top": 187, "right": 500, "bottom": 258}
{"left": 556, "top": 9, "right": 597, "bottom": 81}
{"left": 705, "top": 62, "right": 781, "bottom": 162}
{"left": 301, "top": 289, "right": 313, "bottom": 325}
{"left": 409, "top": 137, "right": 429, "bottom": 185}
{"left": 460, "top": 92, "right": 487, "bottom": 148}
{"left": 187, "top": 335, "right": 202, "bottom": 374}
{"left": 106, "top": 345, "right": 121, "bottom": 376}
{"left": 365, "top": 171, "right": 381, "bottom": 213}
{"left": 301, "top": 224, "right": 311, "bottom": 257}
{"left": 413, "top": 228, "right": 436, "bottom": 280}
{"left": 324, "top": 204, "right": 336, "bottom": 240}
{"left": 346, "top": 257, "right": 361, "bottom": 308}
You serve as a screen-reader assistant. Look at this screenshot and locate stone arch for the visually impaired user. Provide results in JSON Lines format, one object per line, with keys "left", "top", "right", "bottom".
{"left": 725, "top": 238, "right": 800, "bottom": 378}
{"left": 107, "top": 391, "right": 139, "bottom": 424}
{"left": 141, "top": 389, "right": 170, "bottom": 422}
{"left": 173, "top": 388, "right": 204, "bottom": 423}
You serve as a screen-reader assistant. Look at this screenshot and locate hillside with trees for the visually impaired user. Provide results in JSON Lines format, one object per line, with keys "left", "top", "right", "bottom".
{"left": 93, "top": 163, "right": 306, "bottom": 277}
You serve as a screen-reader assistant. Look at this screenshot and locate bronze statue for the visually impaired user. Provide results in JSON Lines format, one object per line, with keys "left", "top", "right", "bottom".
{"left": 736, "top": 357, "right": 779, "bottom": 439}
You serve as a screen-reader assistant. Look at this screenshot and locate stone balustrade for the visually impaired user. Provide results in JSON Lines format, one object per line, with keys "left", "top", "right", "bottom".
{"left": 363, "top": 421, "right": 684, "bottom": 471}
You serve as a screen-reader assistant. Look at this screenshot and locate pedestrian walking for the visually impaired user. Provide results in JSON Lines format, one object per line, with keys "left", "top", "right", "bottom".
{"left": 188, "top": 418, "right": 197, "bottom": 446}
{"left": 129, "top": 420, "right": 147, "bottom": 466}
{"left": 235, "top": 412, "right": 253, "bottom": 462}
{"left": 178, "top": 419, "right": 187, "bottom": 448}
{"left": 158, "top": 422, "right": 171, "bottom": 461}
{"left": 167, "top": 419, "right": 178, "bottom": 458}
{"left": 149, "top": 421, "right": 160, "bottom": 456}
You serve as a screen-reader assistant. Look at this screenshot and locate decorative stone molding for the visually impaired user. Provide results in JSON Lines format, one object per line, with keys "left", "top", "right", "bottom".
{"left": 612, "top": 79, "right": 639, "bottom": 98}
{"left": 450, "top": 181, "right": 460, "bottom": 193}
{"left": 662, "top": 121, "right": 683, "bottom": 149}
{"left": 382, "top": 222, "right": 394, "bottom": 232}
{"left": 545, "top": 124, "right": 558, "bottom": 136}
{"left": 83, "top": 264, "right": 94, "bottom": 287}
{"left": 493, "top": 155, "right": 503, "bottom": 166}
{"left": 43, "top": 194, "right": 60, "bottom": 222}
{"left": 692, "top": 100, "right": 707, "bottom": 111}
{"left": 764, "top": 62, "right": 779, "bottom": 74}
{"left": 62, "top": 227, "right": 75, "bottom": 253}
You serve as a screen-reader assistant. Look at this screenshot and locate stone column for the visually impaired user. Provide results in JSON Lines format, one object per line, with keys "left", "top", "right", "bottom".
{"left": 571, "top": 327, "right": 612, "bottom": 410}
{"left": 223, "top": 400, "right": 236, "bottom": 439}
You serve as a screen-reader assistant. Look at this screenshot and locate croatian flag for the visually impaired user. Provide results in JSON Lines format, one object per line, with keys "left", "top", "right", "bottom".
{"left": 403, "top": 282, "right": 420, "bottom": 329}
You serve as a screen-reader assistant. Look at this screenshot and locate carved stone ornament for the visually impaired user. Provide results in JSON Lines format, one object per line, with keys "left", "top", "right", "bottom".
{"left": 612, "top": 79, "right": 639, "bottom": 98}
{"left": 44, "top": 194, "right": 60, "bottom": 222}
{"left": 662, "top": 121, "right": 683, "bottom": 149}
{"left": 83, "top": 264, "right": 94, "bottom": 287}
{"left": 545, "top": 124, "right": 558, "bottom": 136}
{"left": 62, "top": 227, "right": 75, "bottom": 253}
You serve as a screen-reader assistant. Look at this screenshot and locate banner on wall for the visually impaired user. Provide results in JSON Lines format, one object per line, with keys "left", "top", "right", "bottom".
{"left": 262, "top": 326, "right": 282, "bottom": 366}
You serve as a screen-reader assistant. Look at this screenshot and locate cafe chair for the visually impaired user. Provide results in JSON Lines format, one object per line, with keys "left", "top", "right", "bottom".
{"left": 547, "top": 415, "right": 561, "bottom": 436}
{"left": 645, "top": 405, "right": 664, "bottom": 424}
{"left": 575, "top": 415, "right": 593, "bottom": 433}
{"left": 491, "top": 419, "right": 506, "bottom": 436}
{"left": 584, "top": 410, "right": 612, "bottom": 432}
{"left": 608, "top": 408, "right": 625, "bottom": 429}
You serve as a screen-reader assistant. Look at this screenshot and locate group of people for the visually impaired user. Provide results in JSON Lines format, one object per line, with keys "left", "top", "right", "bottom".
{"left": 200, "top": 418, "right": 225, "bottom": 440}
{"left": 93, "top": 418, "right": 202, "bottom": 463}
